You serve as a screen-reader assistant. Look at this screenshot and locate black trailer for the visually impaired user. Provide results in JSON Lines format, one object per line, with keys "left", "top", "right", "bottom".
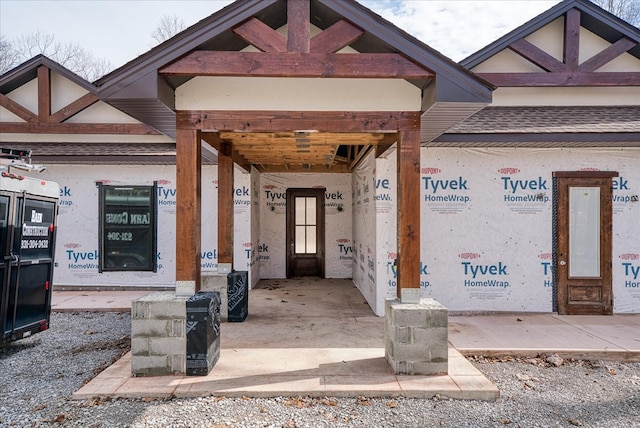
{"left": 0, "top": 169, "right": 59, "bottom": 344}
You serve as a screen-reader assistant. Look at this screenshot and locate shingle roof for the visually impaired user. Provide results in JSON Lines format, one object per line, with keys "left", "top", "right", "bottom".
{"left": 445, "top": 106, "right": 640, "bottom": 133}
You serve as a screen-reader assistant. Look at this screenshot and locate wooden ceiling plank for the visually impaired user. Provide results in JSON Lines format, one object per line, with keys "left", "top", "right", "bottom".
{"left": 508, "top": 39, "right": 565, "bottom": 73}
{"left": 178, "top": 110, "right": 421, "bottom": 132}
{"left": 37, "top": 65, "right": 51, "bottom": 121}
{"left": 0, "top": 93, "right": 37, "bottom": 123}
{"left": 579, "top": 38, "right": 637, "bottom": 73}
{"left": 310, "top": 20, "right": 364, "bottom": 53}
{"left": 232, "top": 17, "right": 287, "bottom": 52}
{"left": 475, "top": 72, "right": 640, "bottom": 86}
{"left": 287, "top": 0, "right": 310, "bottom": 53}
{"left": 159, "top": 51, "right": 432, "bottom": 79}
{"left": 49, "top": 93, "right": 99, "bottom": 123}
{"left": 564, "top": 8, "right": 581, "bottom": 72}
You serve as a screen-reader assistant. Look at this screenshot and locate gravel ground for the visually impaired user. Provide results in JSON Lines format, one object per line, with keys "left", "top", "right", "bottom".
{"left": 1, "top": 312, "right": 639, "bottom": 428}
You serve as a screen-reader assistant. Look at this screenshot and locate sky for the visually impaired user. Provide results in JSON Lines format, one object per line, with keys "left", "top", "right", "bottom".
{"left": 1, "top": 0, "right": 561, "bottom": 71}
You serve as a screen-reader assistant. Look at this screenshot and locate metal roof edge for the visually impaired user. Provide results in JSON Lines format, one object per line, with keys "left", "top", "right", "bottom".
{"left": 0, "top": 54, "right": 98, "bottom": 95}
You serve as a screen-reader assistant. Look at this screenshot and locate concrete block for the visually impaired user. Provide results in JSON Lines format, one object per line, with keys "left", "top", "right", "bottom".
{"left": 395, "top": 326, "right": 409, "bottom": 343}
{"left": 131, "top": 337, "right": 150, "bottom": 356}
{"left": 409, "top": 361, "right": 448, "bottom": 375}
{"left": 412, "top": 326, "right": 448, "bottom": 346}
{"left": 171, "top": 319, "right": 185, "bottom": 337}
{"left": 131, "top": 319, "right": 170, "bottom": 338}
{"left": 147, "top": 300, "right": 187, "bottom": 320}
{"left": 149, "top": 337, "right": 186, "bottom": 356}
{"left": 131, "top": 301, "right": 149, "bottom": 319}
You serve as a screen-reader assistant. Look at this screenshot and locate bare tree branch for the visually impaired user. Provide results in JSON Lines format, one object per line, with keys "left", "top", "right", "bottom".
{"left": 151, "top": 14, "right": 186, "bottom": 44}
{"left": 591, "top": 0, "right": 640, "bottom": 26}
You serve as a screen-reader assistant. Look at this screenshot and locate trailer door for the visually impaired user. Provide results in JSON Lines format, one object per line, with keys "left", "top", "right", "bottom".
{"left": 5, "top": 195, "right": 57, "bottom": 340}
{"left": 0, "top": 194, "right": 11, "bottom": 337}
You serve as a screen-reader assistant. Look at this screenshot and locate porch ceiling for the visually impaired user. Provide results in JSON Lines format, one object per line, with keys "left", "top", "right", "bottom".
{"left": 214, "top": 131, "right": 396, "bottom": 173}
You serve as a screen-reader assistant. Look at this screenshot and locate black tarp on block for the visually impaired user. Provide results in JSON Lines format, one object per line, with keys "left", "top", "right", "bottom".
{"left": 227, "top": 271, "right": 248, "bottom": 322}
{"left": 186, "top": 291, "right": 221, "bottom": 376}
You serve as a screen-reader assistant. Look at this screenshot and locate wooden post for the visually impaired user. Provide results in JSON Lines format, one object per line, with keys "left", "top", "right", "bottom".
{"left": 175, "top": 128, "right": 201, "bottom": 295}
{"left": 396, "top": 129, "right": 421, "bottom": 303}
{"left": 218, "top": 141, "right": 234, "bottom": 273}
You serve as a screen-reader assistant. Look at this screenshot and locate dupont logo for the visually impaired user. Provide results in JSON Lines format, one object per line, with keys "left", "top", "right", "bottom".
{"left": 538, "top": 253, "right": 553, "bottom": 260}
{"left": 312, "top": 185, "right": 325, "bottom": 189}
{"left": 387, "top": 252, "right": 397, "bottom": 260}
{"left": 243, "top": 242, "right": 252, "bottom": 248}
{"left": 156, "top": 179, "right": 171, "bottom": 185}
{"left": 421, "top": 167, "right": 441, "bottom": 174}
{"left": 579, "top": 167, "right": 600, "bottom": 171}
{"left": 336, "top": 238, "right": 350, "bottom": 243}
{"left": 459, "top": 252, "right": 480, "bottom": 260}
{"left": 94, "top": 179, "right": 111, "bottom": 184}
{"left": 620, "top": 253, "right": 640, "bottom": 260}
{"left": 263, "top": 184, "right": 276, "bottom": 190}
{"left": 64, "top": 243, "right": 81, "bottom": 249}
{"left": 498, "top": 167, "right": 520, "bottom": 175}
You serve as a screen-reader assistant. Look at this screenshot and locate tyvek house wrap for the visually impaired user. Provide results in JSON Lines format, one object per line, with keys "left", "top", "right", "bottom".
{"left": 363, "top": 147, "right": 639, "bottom": 315}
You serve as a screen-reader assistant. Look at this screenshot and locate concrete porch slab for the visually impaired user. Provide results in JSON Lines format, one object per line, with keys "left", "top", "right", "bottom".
{"left": 73, "top": 347, "right": 498, "bottom": 400}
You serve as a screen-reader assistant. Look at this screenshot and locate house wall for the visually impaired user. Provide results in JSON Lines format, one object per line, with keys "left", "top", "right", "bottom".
{"left": 416, "top": 147, "right": 640, "bottom": 313}
{"left": 46, "top": 164, "right": 256, "bottom": 289}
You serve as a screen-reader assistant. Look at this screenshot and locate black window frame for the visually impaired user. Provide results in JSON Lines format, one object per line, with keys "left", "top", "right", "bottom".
{"left": 98, "top": 183, "right": 157, "bottom": 272}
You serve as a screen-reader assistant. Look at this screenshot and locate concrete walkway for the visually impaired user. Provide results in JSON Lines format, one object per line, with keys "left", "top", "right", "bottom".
{"left": 53, "top": 279, "right": 640, "bottom": 400}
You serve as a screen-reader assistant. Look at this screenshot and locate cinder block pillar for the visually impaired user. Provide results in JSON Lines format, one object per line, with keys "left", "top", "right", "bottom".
{"left": 385, "top": 298, "right": 448, "bottom": 375}
{"left": 131, "top": 292, "right": 188, "bottom": 376}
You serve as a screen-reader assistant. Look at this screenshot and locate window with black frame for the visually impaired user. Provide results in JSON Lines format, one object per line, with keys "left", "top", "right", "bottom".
{"left": 99, "top": 184, "right": 157, "bottom": 272}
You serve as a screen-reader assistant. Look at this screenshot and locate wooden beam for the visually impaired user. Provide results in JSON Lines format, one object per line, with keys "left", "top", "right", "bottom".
{"left": 37, "top": 66, "right": 50, "bottom": 121}
{"left": 159, "top": 51, "right": 432, "bottom": 79}
{"left": 233, "top": 17, "right": 286, "bottom": 52}
{"left": 508, "top": 39, "right": 565, "bottom": 72}
{"left": 564, "top": 8, "right": 581, "bottom": 72}
{"left": 0, "top": 94, "right": 37, "bottom": 123}
{"left": 175, "top": 128, "right": 202, "bottom": 292}
{"left": 0, "top": 122, "right": 162, "bottom": 134}
{"left": 287, "top": 0, "right": 310, "bottom": 53}
{"left": 475, "top": 72, "right": 640, "bottom": 86}
{"left": 375, "top": 133, "right": 398, "bottom": 157}
{"left": 177, "top": 110, "right": 421, "bottom": 132}
{"left": 218, "top": 141, "right": 234, "bottom": 268}
{"left": 202, "top": 132, "right": 252, "bottom": 172}
{"left": 396, "top": 129, "right": 421, "bottom": 302}
{"left": 310, "top": 20, "right": 363, "bottom": 53}
{"left": 49, "top": 93, "right": 99, "bottom": 123}
{"left": 579, "top": 38, "right": 637, "bottom": 72}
